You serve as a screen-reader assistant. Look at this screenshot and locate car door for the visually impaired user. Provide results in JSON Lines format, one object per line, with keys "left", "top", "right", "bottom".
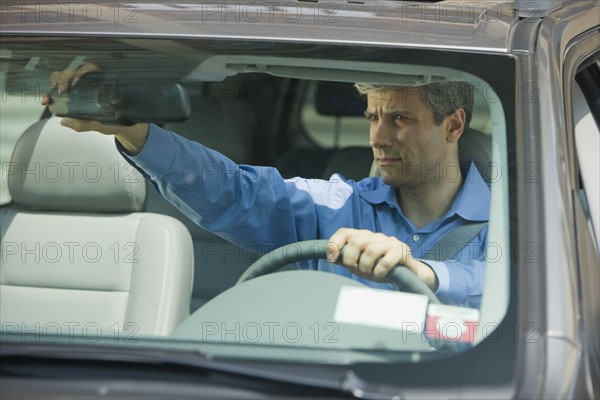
{"left": 516, "top": 4, "right": 599, "bottom": 398}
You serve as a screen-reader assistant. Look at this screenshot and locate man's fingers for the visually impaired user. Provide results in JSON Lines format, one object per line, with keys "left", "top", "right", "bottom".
{"left": 355, "top": 242, "right": 388, "bottom": 275}
{"left": 72, "top": 62, "right": 99, "bottom": 86}
{"left": 373, "top": 244, "right": 413, "bottom": 278}
{"left": 50, "top": 69, "right": 77, "bottom": 94}
{"left": 326, "top": 228, "right": 373, "bottom": 262}
{"left": 328, "top": 228, "right": 380, "bottom": 273}
{"left": 326, "top": 228, "right": 354, "bottom": 262}
{"left": 325, "top": 241, "right": 341, "bottom": 263}
{"left": 372, "top": 251, "right": 402, "bottom": 279}
{"left": 341, "top": 243, "right": 362, "bottom": 269}
{"left": 49, "top": 71, "right": 62, "bottom": 88}
{"left": 47, "top": 62, "right": 100, "bottom": 98}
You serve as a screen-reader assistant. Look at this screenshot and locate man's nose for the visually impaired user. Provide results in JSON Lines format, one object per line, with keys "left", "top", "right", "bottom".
{"left": 369, "top": 121, "right": 394, "bottom": 148}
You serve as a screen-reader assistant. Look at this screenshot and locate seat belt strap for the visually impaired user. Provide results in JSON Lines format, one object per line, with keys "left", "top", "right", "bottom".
{"left": 424, "top": 222, "right": 487, "bottom": 262}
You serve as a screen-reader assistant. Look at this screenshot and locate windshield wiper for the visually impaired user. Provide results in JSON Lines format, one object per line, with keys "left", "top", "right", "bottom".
{"left": 1, "top": 343, "right": 407, "bottom": 399}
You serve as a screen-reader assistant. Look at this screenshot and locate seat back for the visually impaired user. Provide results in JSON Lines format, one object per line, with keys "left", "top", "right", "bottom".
{"left": 1, "top": 118, "right": 194, "bottom": 336}
{"left": 322, "top": 147, "right": 374, "bottom": 180}
{"left": 278, "top": 81, "right": 372, "bottom": 180}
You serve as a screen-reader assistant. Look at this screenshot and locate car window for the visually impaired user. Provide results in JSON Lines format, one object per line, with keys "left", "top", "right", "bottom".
{"left": 300, "top": 81, "right": 370, "bottom": 148}
{"left": 0, "top": 36, "right": 517, "bottom": 386}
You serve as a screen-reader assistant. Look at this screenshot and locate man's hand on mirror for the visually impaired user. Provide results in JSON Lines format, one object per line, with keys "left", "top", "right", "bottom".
{"left": 41, "top": 62, "right": 149, "bottom": 156}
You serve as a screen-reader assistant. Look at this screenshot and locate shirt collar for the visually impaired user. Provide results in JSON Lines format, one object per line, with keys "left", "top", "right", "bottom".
{"left": 359, "top": 161, "right": 490, "bottom": 222}
{"left": 358, "top": 178, "right": 396, "bottom": 205}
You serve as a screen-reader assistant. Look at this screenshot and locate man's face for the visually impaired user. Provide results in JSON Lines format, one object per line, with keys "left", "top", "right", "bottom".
{"left": 366, "top": 87, "right": 459, "bottom": 190}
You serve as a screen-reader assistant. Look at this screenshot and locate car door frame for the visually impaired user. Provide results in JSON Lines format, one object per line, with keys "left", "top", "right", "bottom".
{"left": 562, "top": 32, "right": 600, "bottom": 399}
{"left": 512, "top": 4, "right": 599, "bottom": 399}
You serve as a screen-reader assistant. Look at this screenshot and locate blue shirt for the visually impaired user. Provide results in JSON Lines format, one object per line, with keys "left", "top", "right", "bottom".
{"left": 120, "top": 124, "right": 489, "bottom": 309}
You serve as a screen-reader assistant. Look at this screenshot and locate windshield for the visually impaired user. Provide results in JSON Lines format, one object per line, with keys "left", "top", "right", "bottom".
{"left": 0, "top": 36, "right": 517, "bottom": 386}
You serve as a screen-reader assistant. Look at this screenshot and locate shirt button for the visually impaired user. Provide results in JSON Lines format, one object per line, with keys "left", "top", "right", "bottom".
{"left": 413, "top": 234, "right": 420, "bottom": 241}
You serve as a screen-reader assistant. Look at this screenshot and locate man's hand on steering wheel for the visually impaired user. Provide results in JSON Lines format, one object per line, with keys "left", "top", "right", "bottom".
{"left": 326, "top": 228, "right": 439, "bottom": 291}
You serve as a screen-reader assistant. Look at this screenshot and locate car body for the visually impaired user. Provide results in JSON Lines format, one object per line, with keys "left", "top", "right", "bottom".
{"left": 0, "top": 1, "right": 599, "bottom": 398}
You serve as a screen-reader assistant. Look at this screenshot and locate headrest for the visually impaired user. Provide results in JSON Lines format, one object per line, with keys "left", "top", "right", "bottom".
{"left": 323, "top": 147, "right": 374, "bottom": 181}
{"left": 370, "top": 128, "right": 493, "bottom": 184}
{"left": 459, "top": 128, "right": 493, "bottom": 183}
{"left": 315, "top": 81, "right": 366, "bottom": 117}
{"left": 7, "top": 118, "right": 146, "bottom": 212}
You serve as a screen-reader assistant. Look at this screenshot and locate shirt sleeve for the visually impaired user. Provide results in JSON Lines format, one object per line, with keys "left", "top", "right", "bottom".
{"left": 419, "top": 227, "right": 488, "bottom": 309}
{"left": 425, "top": 259, "right": 486, "bottom": 309}
{"left": 116, "top": 124, "right": 324, "bottom": 254}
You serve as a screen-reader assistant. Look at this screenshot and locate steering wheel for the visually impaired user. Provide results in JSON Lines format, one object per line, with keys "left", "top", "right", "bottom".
{"left": 237, "top": 240, "right": 440, "bottom": 304}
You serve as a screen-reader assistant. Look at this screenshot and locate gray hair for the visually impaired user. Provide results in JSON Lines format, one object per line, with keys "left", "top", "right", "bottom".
{"left": 355, "top": 81, "right": 474, "bottom": 127}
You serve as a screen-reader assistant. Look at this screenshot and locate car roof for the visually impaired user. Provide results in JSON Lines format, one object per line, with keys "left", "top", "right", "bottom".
{"left": 0, "top": 1, "right": 544, "bottom": 52}
{"left": 0, "top": 1, "right": 594, "bottom": 54}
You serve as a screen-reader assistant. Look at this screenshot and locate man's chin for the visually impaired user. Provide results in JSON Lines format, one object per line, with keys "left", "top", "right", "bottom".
{"left": 380, "top": 174, "right": 402, "bottom": 187}
{"left": 380, "top": 173, "right": 415, "bottom": 189}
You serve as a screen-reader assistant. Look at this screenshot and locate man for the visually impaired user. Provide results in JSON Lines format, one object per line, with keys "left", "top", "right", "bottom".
{"left": 43, "top": 70, "right": 488, "bottom": 308}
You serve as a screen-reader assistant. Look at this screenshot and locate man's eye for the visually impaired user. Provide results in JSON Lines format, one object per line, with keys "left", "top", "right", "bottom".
{"left": 366, "top": 115, "right": 378, "bottom": 121}
{"left": 394, "top": 115, "right": 409, "bottom": 121}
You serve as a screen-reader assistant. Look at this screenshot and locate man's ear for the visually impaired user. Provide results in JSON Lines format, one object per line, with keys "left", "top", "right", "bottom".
{"left": 445, "top": 108, "right": 466, "bottom": 143}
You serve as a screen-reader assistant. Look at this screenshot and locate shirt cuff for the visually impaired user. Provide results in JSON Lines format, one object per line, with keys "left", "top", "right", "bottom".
{"left": 122, "top": 124, "right": 177, "bottom": 179}
{"left": 419, "top": 259, "right": 449, "bottom": 298}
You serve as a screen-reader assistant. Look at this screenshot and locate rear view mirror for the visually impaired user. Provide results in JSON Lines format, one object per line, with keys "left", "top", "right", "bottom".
{"left": 49, "top": 72, "right": 191, "bottom": 125}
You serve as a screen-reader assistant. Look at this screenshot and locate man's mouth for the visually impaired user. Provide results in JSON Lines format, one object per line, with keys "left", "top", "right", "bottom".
{"left": 376, "top": 157, "right": 402, "bottom": 166}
